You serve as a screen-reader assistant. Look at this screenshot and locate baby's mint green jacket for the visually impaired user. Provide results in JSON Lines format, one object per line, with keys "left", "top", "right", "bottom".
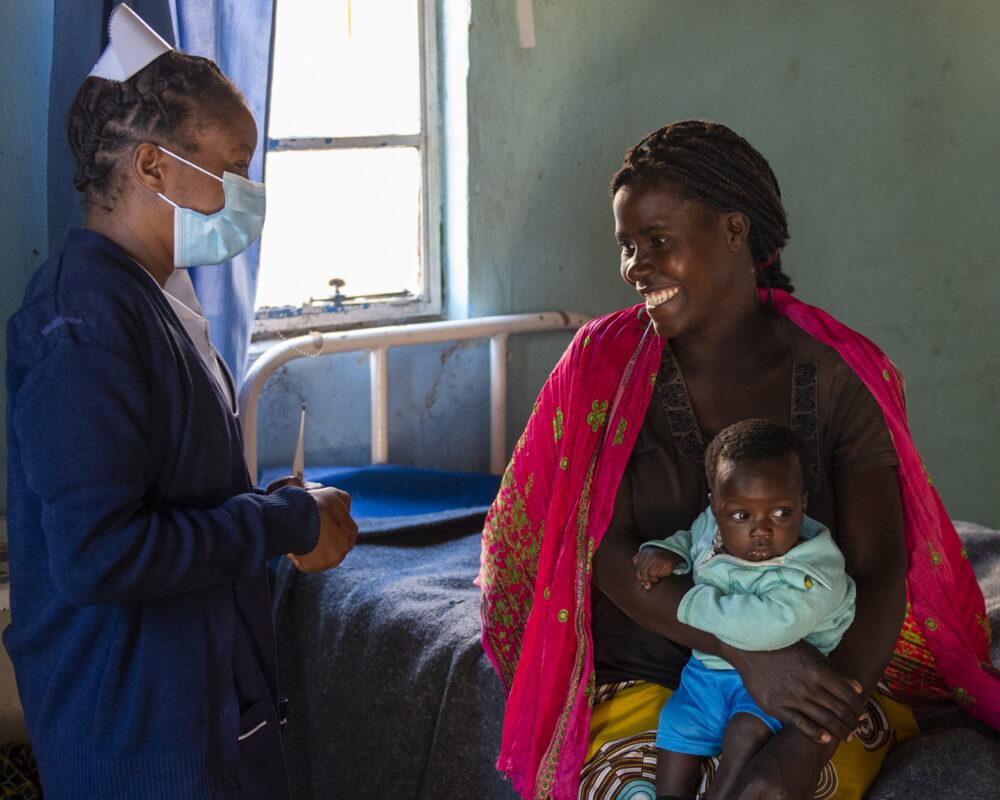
{"left": 641, "top": 507, "right": 857, "bottom": 670}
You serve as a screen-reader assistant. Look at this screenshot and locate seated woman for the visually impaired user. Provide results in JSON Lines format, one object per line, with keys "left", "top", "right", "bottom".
{"left": 480, "top": 120, "right": 999, "bottom": 800}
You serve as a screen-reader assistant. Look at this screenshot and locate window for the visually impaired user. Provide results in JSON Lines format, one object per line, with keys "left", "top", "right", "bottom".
{"left": 254, "top": 0, "right": 440, "bottom": 337}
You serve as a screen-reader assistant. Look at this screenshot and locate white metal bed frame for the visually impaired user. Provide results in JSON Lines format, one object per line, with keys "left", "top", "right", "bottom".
{"left": 238, "top": 312, "right": 589, "bottom": 478}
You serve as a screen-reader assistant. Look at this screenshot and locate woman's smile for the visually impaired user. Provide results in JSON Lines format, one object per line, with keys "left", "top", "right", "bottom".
{"left": 643, "top": 285, "right": 680, "bottom": 310}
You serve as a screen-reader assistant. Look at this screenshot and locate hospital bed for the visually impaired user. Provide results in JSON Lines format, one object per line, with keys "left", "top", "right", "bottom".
{"left": 242, "top": 313, "right": 584, "bottom": 799}
{"left": 240, "top": 315, "right": 1000, "bottom": 800}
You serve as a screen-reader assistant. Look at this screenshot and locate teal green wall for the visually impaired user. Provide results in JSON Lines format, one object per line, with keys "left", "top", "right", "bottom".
{"left": 0, "top": 2, "right": 53, "bottom": 516}
{"left": 464, "top": 1, "right": 1000, "bottom": 526}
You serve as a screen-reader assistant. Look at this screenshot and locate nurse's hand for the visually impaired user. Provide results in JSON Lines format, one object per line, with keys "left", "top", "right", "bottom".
{"left": 288, "top": 487, "right": 358, "bottom": 572}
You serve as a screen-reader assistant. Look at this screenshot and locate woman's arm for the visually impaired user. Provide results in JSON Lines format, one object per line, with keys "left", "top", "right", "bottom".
{"left": 592, "top": 475, "right": 723, "bottom": 653}
{"left": 594, "top": 476, "right": 865, "bottom": 741}
{"left": 826, "top": 465, "right": 908, "bottom": 690}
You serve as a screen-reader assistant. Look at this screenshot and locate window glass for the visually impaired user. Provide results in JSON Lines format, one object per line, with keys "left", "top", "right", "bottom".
{"left": 256, "top": 1, "right": 437, "bottom": 330}
{"left": 268, "top": 0, "right": 421, "bottom": 139}
{"left": 257, "top": 147, "right": 422, "bottom": 309}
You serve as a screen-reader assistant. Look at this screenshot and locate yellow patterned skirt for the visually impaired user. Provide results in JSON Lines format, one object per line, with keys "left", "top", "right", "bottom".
{"left": 579, "top": 680, "right": 918, "bottom": 800}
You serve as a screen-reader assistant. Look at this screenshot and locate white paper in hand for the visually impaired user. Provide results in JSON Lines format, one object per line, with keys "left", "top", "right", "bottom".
{"left": 291, "top": 405, "right": 321, "bottom": 489}
{"left": 292, "top": 403, "right": 306, "bottom": 480}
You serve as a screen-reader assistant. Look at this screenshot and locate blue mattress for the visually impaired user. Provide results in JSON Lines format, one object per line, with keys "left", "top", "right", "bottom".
{"left": 257, "top": 463, "right": 501, "bottom": 520}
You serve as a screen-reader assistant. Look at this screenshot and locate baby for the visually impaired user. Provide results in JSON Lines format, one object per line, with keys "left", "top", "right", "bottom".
{"left": 632, "top": 418, "right": 857, "bottom": 800}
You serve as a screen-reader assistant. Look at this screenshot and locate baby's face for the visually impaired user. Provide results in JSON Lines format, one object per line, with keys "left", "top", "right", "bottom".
{"left": 709, "top": 453, "right": 807, "bottom": 562}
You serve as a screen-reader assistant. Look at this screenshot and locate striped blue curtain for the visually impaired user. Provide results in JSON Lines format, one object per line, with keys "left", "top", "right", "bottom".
{"left": 171, "top": 0, "right": 276, "bottom": 385}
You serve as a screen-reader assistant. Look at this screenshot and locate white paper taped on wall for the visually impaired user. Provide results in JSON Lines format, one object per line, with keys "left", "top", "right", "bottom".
{"left": 89, "top": 3, "right": 173, "bottom": 82}
{"left": 516, "top": 0, "right": 536, "bottom": 48}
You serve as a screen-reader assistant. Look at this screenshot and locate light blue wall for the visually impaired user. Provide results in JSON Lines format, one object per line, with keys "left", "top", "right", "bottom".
{"left": 0, "top": 1, "right": 53, "bottom": 516}
{"left": 3, "top": 1, "right": 998, "bottom": 526}
{"left": 256, "top": 343, "right": 493, "bottom": 474}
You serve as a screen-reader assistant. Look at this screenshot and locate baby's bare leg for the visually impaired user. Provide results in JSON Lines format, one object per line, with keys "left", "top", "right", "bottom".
{"left": 704, "top": 713, "right": 773, "bottom": 800}
{"left": 656, "top": 748, "right": 702, "bottom": 800}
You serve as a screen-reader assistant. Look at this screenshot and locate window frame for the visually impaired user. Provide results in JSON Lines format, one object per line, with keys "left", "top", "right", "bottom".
{"left": 252, "top": 0, "right": 442, "bottom": 338}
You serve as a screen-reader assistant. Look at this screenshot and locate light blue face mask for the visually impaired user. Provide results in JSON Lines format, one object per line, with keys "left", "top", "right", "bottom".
{"left": 155, "top": 145, "right": 266, "bottom": 268}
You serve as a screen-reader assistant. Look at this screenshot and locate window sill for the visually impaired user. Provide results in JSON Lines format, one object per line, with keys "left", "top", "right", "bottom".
{"left": 251, "top": 290, "right": 442, "bottom": 339}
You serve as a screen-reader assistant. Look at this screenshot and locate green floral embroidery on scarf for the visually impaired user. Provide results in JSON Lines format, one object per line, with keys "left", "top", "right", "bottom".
{"left": 649, "top": 372, "right": 657, "bottom": 386}
{"left": 553, "top": 408, "right": 564, "bottom": 442}
{"left": 510, "top": 489, "right": 530, "bottom": 532}
{"left": 559, "top": 456, "right": 569, "bottom": 470}
{"left": 977, "top": 613, "right": 991, "bottom": 644}
{"left": 953, "top": 686, "right": 975, "bottom": 706}
{"left": 613, "top": 418, "right": 627, "bottom": 446}
{"left": 481, "top": 471, "right": 538, "bottom": 592}
{"left": 586, "top": 400, "right": 609, "bottom": 432}
{"left": 583, "top": 335, "right": 591, "bottom": 347}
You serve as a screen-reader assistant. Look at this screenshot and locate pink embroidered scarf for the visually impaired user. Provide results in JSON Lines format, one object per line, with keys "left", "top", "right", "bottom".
{"left": 479, "top": 292, "right": 998, "bottom": 799}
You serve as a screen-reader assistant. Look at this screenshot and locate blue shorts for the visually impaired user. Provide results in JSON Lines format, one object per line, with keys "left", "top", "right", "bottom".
{"left": 656, "top": 657, "right": 782, "bottom": 756}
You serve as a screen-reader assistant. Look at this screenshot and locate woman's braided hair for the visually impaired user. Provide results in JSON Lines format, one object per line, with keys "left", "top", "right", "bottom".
{"left": 68, "top": 50, "right": 244, "bottom": 212}
{"left": 610, "top": 120, "right": 793, "bottom": 293}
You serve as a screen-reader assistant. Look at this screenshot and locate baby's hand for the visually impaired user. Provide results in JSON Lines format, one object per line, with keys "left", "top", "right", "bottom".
{"left": 632, "top": 547, "right": 681, "bottom": 589}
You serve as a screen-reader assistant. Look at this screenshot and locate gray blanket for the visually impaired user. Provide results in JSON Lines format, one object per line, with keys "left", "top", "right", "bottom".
{"left": 274, "top": 509, "right": 518, "bottom": 799}
{"left": 865, "top": 522, "right": 1000, "bottom": 800}
{"left": 273, "top": 518, "right": 1000, "bottom": 799}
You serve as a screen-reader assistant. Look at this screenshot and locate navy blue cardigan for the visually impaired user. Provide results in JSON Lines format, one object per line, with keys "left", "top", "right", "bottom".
{"left": 4, "top": 229, "right": 319, "bottom": 799}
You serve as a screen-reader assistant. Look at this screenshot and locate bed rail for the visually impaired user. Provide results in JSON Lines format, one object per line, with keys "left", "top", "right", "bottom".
{"left": 239, "top": 311, "right": 590, "bottom": 477}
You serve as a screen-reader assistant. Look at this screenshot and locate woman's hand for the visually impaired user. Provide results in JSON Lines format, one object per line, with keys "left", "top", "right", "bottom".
{"left": 732, "top": 727, "right": 832, "bottom": 800}
{"left": 724, "top": 642, "right": 864, "bottom": 743}
{"left": 632, "top": 548, "right": 681, "bottom": 589}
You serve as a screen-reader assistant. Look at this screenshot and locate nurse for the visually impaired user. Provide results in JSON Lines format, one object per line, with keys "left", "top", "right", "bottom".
{"left": 4, "top": 6, "right": 356, "bottom": 798}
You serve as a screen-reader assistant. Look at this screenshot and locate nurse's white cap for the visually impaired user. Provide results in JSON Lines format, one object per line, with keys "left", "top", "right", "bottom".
{"left": 89, "top": 3, "right": 173, "bottom": 82}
